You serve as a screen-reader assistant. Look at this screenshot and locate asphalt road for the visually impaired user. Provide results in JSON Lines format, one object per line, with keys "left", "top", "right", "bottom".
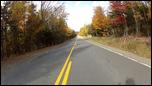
{"left": 1, "top": 37, "right": 151, "bottom": 85}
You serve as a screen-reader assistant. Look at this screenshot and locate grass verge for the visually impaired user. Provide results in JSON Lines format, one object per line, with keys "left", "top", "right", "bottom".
{"left": 89, "top": 36, "right": 151, "bottom": 59}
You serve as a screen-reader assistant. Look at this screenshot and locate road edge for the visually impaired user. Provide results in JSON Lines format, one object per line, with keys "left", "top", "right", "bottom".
{"left": 85, "top": 39, "right": 151, "bottom": 68}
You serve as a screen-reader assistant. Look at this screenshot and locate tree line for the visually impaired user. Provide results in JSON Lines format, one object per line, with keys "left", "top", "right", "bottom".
{"left": 1, "top": 1, "right": 76, "bottom": 59}
{"left": 79, "top": 1, "right": 151, "bottom": 38}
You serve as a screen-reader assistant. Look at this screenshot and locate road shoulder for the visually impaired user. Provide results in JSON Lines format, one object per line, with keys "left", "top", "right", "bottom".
{"left": 1, "top": 38, "right": 76, "bottom": 72}
{"left": 85, "top": 39, "right": 151, "bottom": 68}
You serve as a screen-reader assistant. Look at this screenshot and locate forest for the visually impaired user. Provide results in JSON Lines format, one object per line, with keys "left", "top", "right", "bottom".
{"left": 79, "top": 1, "right": 151, "bottom": 38}
{"left": 1, "top": 1, "right": 76, "bottom": 59}
{"left": 79, "top": 1, "right": 151, "bottom": 58}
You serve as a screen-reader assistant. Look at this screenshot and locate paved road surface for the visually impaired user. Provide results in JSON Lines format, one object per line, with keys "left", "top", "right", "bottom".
{"left": 1, "top": 37, "right": 151, "bottom": 85}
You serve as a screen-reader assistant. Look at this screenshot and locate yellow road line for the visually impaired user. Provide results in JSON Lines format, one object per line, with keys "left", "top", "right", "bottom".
{"left": 62, "top": 61, "right": 72, "bottom": 85}
{"left": 54, "top": 44, "right": 75, "bottom": 85}
{"left": 54, "top": 56, "right": 70, "bottom": 85}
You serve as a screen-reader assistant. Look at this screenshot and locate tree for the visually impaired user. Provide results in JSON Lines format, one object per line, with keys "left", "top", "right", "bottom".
{"left": 79, "top": 25, "right": 89, "bottom": 36}
{"left": 125, "top": 1, "right": 151, "bottom": 37}
{"left": 108, "top": 1, "right": 151, "bottom": 37}
{"left": 92, "top": 6, "right": 109, "bottom": 36}
{"left": 65, "top": 27, "right": 76, "bottom": 39}
{"left": 79, "top": 24, "right": 95, "bottom": 36}
{"left": 1, "top": 1, "right": 75, "bottom": 59}
{"left": 109, "top": 1, "right": 129, "bottom": 37}
{"left": 1, "top": 1, "right": 11, "bottom": 57}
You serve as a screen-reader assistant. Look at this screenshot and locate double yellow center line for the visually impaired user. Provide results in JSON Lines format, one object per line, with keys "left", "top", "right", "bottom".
{"left": 54, "top": 42, "right": 76, "bottom": 85}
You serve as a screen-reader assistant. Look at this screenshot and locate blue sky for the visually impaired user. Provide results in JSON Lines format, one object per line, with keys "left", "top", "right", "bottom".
{"left": 1, "top": 1, "right": 110, "bottom": 31}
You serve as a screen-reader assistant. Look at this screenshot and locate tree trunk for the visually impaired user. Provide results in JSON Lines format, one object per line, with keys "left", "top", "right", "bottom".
{"left": 123, "top": 13, "right": 129, "bottom": 37}
{"left": 131, "top": 7, "right": 139, "bottom": 36}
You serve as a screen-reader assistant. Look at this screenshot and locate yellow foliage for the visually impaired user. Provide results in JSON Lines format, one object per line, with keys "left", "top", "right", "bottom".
{"left": 79, "top": 25, "right": 89, "bottom": 36}
{"left": 92, "top": 6, "right": 108, "bottom": 30}
{"left": 66, "top": 27, "right": 73, "bottom": 37}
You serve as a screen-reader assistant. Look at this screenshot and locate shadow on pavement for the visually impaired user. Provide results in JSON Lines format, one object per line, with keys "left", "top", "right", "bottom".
{"left": 125, "top": 78, "right": 135, "bottom": 85}
{"left": 72, "top": 45, "right": 91, "bottom": 56}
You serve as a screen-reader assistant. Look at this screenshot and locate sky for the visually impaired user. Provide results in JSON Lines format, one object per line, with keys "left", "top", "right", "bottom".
{"left": 64, "top": 1, "right": 109, "bottom": 31}
{"left": 1, "top": 1, "right": 110, "bottom": 32}
{"left": 33, "top": 1, "right": 109, "bottom": 31}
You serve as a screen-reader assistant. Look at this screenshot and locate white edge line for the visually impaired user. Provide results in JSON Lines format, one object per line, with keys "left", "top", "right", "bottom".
{"left": 86, "top": 40, "right": 151, "bottom": 68}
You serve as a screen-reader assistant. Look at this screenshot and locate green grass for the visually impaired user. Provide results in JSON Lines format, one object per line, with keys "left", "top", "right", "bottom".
{"left": 90, "top": 37, "right": 151, "bottom": 59}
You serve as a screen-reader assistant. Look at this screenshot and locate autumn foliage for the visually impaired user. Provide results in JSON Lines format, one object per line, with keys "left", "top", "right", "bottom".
{"left": 79, "top": 1, "right": 151, "bottom": 39}
{"left": 91, "top": 6, "right": 109, "bottom": 36}
{"left": 1, "top": 1, "right": 76, "bottom": 59}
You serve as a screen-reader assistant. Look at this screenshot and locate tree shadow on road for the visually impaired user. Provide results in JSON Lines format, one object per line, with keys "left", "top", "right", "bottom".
{"left": 72, "top": 44, "right": 92, "bottom": 57}
{"left": 125, "top": 78, "right": 135, "bottom": 85}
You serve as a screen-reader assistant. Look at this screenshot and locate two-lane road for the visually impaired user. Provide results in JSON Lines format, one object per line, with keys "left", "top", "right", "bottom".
{"left": 1, "top": 37, "right": 151, "bottom": 85}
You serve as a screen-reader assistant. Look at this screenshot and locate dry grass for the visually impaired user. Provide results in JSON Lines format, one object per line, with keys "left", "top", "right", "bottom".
{"left": 90, "top": 36, "right": 151, "bottom": 59}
